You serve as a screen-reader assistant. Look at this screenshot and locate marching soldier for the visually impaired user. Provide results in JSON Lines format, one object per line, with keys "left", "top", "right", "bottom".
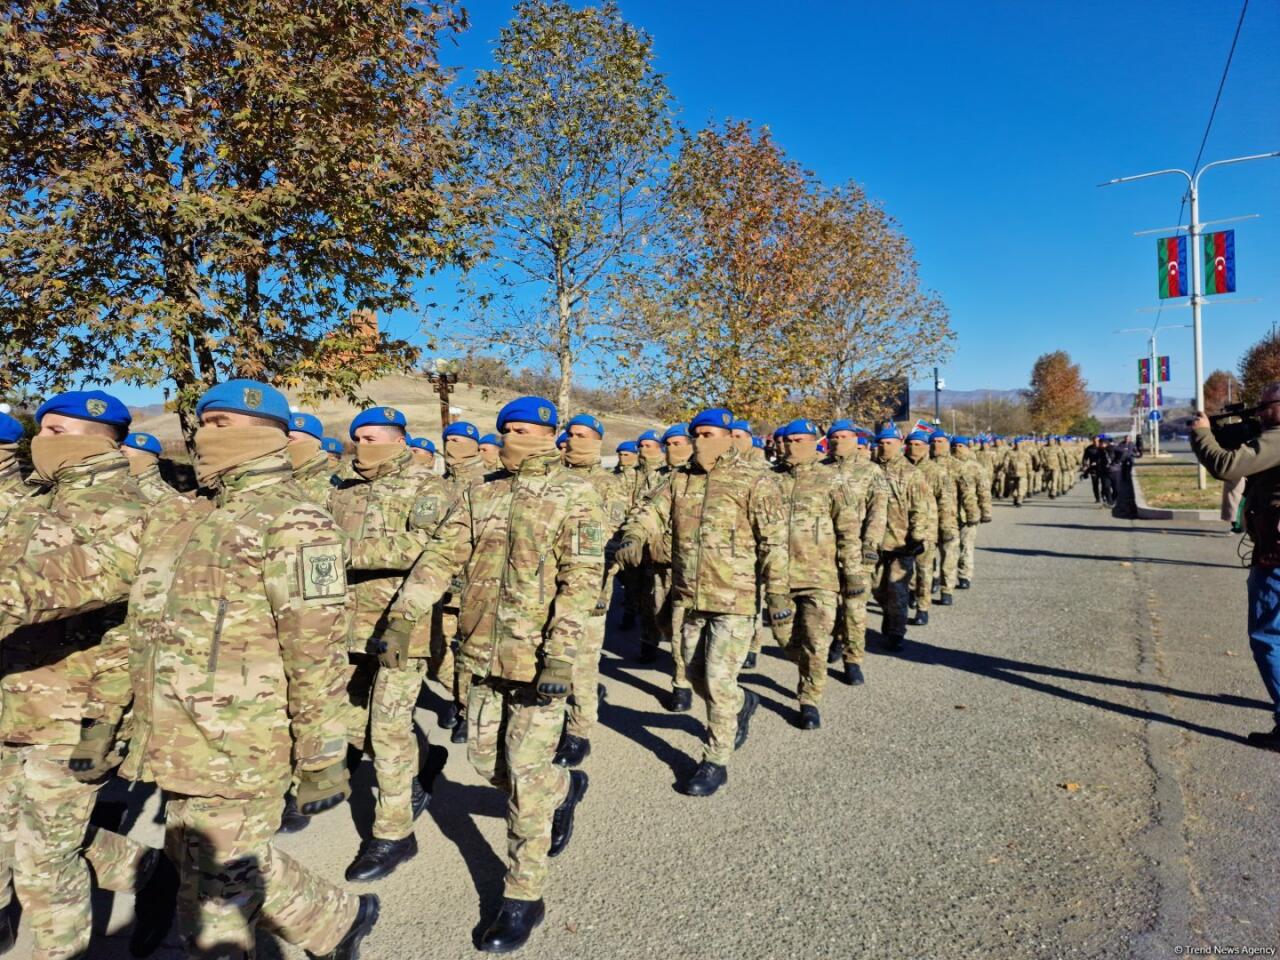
{"left": 1007, "top": 438, "right": 1033, "bottom": 506}
{"left": 289, "top": 412, "right": 337, "bottom": 504}
{"left": 930, "top": 430, "right": 977, "bottom": 603}
{"left": 904, "top": 429, "right": 955, "bottom": 623}
{"left": 614, "top": 439, "right": 639, "bottom": 474}
{"left": 478, "top": 433, "right": 503, "bottom": 470}
{"left": 119, "top": 431, "right": 179, "bottom": 504}
{"left": 872, "top": 426, "right": 930, "bottom": 650}
{"left": 951, "top": 436, "right": 993, "bottom": 588}
{"left": 322, "top": 436, "right": 345, "bottom": 463}
{"left": 617, "top": 408, "right": 790, "bottom": 797}
{"left": 408, "top": 436, "right": 437, "bottom": 468}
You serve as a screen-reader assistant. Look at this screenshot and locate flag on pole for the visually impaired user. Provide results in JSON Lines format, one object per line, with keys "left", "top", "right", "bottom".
{"left": 913, "top": 418, "right": 934, "bottom": 434}
{"left": 1139, "top": 388, "right": 1149, "bottom": 408}
{"left": 1158, "top": 356, "right": 1170, "bottom": 382}
{"left": 1138, "top": 359, "right": 1151, "bottom": 384}
{"left": 1157, "top": 236, "right": 1188, "bottom": 298}
{"left": 1203, "top": 230, "right": 1236, "bottom": 295}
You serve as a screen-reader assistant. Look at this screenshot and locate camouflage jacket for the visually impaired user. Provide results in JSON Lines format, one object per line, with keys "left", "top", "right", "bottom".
{"left": 877, "top": 453, "right": 932, "bottom": 553}
{"left": 330, "top": 449, "right": 448, "bottom": 654}
{"left": 955, "top": 448, "right": 993, "bottom": 520}
{"left": 828, "top": 457, "right": 890, "bottom": 568}
{"left": 565, "top": 460, "right": 629, "bottom": 594}
{"left": 627, "top": 460, "right": 664, "bottom": 507}
{"left": 293, "top": 451, "right": 337, "bottom": 507}
{"left": 1, "top": 452, "right": 147, "bottom": 746}
{"left": 387, "top": 451, "right": 605, "bottom": 684}
{"left": 622, "top": 446, "right": 788, "bottom": 615}
{"left": 130, "top": 462, "right": 180, "bottom": 505}
{"left": 115, "top": 453, "right": 350, "bottom": 799}
{"left": 974, "top": 448, "right": 996, "bottom": 484}
{"left": 0, "top": 461, "right": 38, "bottom": 524}
{"left": 933, "top": 452, "right": 980, "bottom": 525}
{"left": 910, "top": 456, "right": 958, "bottom": 540}
{"left": 1007, "top": 448, "right": 1032, "bottom": 478}
{"left": 774, "top": 460, "right": 862, "bottom": 594}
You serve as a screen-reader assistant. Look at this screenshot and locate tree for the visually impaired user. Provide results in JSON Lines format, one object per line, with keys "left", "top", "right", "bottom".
{"left": 1239, "top": 330, "right": 1280, "bottom": 404}
{"left": 453, "top": 0, "right": 675, "bottom": 414}
{"left": 944, "top": 397, "right": 1032, "bottom": 437}
{"left": 1202, "top": 369, "right": 1242, "bottom": 414}
{"left": 1, "top": 0, "right": 469, "bottom": 442}
{"left": 1067, "top": 413, "right": 1103, "bottom": 436}
{"left": 1025, "top": 351, "right": 1089, "bottom": 434}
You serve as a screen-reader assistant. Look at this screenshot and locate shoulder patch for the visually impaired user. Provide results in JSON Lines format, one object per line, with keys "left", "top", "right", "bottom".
{"left": 300, "top": 542, "right": 346, "bottom": 601}
{"left": 411, "top": 495, "right": 441, "bottom": 530}
{"left": 576, "top": 520, "right": 604, "bottom": 556}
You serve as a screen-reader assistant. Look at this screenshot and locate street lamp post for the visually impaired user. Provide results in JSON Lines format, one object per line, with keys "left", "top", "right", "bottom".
{"left": 1115, "top": 324, "right": 1191, "bottom": 457}
{"left": 1102, "top": 151, "right": 1280, "bottom": 487}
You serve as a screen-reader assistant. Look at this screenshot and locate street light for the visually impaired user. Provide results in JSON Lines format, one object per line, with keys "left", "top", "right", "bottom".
{"left": 1102, "top": 150, "right": 1280, "bottom": 486}
{"left": 1115, "top": 324, "right": 1191, "bottom": 458}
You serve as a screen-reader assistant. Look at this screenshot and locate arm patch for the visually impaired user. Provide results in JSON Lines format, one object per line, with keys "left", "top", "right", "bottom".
{"left": 576, "top": 521, "right": 604, "bottom": 556}
{"left": 299, "top": 542, "right": 346, "bottom": 601}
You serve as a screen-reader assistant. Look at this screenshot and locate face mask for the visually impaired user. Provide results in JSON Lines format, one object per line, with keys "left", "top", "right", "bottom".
{"left": 693, "top": 435, "right": 734, "bottom": 472}
{"left": 30, "top": 434, "right": 118, "bottom": 482}
{"left": 666, "top": 442, "right": 693, "bottom": 468}
{"left": 500, "top": 433, "right": 556, "bottom": 472}
{"left": 618, "top": 452, "right": 638, "bottom": 468}
{"left": 906, "top": 444, "right": 927, "bottom": 463}
{"left": 564, "top": 435, "right": 602, "bottom": 467}
{"left": 878, "top": 443, "right": 901, "bottom": 463}
{"left": 353, "top": 441, "right": 405, "bottom": 479}
{"left": 0, "top": 442, "right": 18, "bottom": 471}
{"left": 127, "top": 451, "right": 160, "bottom": 476}
{"left": 785, "top": 437, "right": 820, "bottom": 465}
{"left": 480, "top": 446, "right": 501, "bottom": 467}
{"left": 444, "top": 436, "right": 479, "bottom": 467}
{"left": 732, "top": 434, "right": 752, "bottom": 454}
{"left": 194, "top": 425, "right": 287, "bottom": 487}
{"left": 288, "top": 436, "right": 322, "bottom": 470}
{"left": 830, "top": 437, "right": 857, "bottom": 459}
{"left": 639, "top": 446, "right": 662, "bottom": 468}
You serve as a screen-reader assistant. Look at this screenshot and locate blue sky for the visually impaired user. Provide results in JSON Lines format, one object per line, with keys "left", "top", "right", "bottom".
{"left": 108, "top": 0, "right": 1280, "bottom": 406}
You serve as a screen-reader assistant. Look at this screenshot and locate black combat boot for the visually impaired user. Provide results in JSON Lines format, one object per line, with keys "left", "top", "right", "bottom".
{"left": 682, "top": 761, "right": 727, "bottom": 797}
{"left": 411, "top": 777, "right": 431, "bottom": 819}
{"left": 913, "top": 610, "right": 929, "bottom": 627}
{"left": 734, "top": 689, "right": 759, "bottom": 750}
{"left": 307, "top": 894, "right": 380, "bottom": 960}
{"left": 344, "top": 835, "right": 418, "bottom": 882}
{"left": 278, "top": 792, "right": 312, "bottom": 834}
{"left": 554, "top": 733, "right": 591, "bottom": 768}
{"left": 798, "top": 705, "right": 821, "bottom": 730}
{"left": 842, "top": 662, "right": 865, "bottom": 686}
{"left": 1247, "top": 724, "right": 1280, "bottom": 752}
{"left": 939, "top": 593, "right": 954, "bottom": 606}
{"left": 549, "top": 770, "right": 588, "bottom": 857}
{"left": 883, "top": 633, "right": 905, "bottom": 651}
{"left": 667, "top": 687, "right": 693, "bottom": 713}
{"left": 478, "top": 898, "right": 545, "bottom": 953}
{"left": 129, "top": 849, "right": 179, "bottom": 957}
{"left": 742, "top": 651, "right": 757, "bottom": 670}
{"left": 827, "top": 639, "right": 843, "bottom": 664}
{"left": 437, "top": 702, "right": 457, "bottom": 729}
{"left": 450, "top": 711, "right": 468, "bottom": 744}
{"left": 957, "top": 578, "right": 971, "bottom": 589}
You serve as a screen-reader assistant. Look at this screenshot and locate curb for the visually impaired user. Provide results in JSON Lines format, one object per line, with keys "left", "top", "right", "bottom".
{"left": 1131, "top": 470, "right": 1221, "bottom": 522}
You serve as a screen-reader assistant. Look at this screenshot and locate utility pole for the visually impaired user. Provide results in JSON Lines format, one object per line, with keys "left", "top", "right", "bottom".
{"left": 933, "top": 367, "right": 943, "bottom": 425}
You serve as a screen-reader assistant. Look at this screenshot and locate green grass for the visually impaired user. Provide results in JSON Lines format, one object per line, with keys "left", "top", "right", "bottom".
{"left": 1134, "top": 465, "right": 1222, "bottom": 511}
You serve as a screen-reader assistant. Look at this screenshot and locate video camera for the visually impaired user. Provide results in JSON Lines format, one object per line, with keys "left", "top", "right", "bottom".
{"left": 1208, "top": 402, "right": 1263, "bottom": 447}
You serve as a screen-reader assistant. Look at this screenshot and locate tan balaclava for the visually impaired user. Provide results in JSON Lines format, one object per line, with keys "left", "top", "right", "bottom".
{"left": 193, "top": 426, "right": 287, "bottom": 488}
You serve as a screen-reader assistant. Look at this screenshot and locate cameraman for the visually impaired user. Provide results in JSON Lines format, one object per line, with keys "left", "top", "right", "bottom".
{"left": 1190, "top": 382, "right": 1280, "bottom": 752}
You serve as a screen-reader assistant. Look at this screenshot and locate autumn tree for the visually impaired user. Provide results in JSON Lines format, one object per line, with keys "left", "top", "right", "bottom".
{"left": 1, "top": 0, "right": 469, "bottom": 442}
{"left": 453, "top": 0, "right": 675, "bottom": 414}
{"left": 1025, "top": 351, "right": 1089, "bottom": 433}
{"left": 1237, "top": 331, "right": 1280, "bottom": 405}
{"left": 1202, "top": 369, "right": 1242, "bottom": 414}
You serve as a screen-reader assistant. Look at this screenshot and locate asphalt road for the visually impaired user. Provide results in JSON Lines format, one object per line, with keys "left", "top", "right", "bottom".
{"left": 19, "top": 477, "right": 1280, "bottom": 959}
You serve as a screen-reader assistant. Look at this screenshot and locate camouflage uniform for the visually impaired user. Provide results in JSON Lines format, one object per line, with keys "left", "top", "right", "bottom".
{"left": 630, "top": 458, "right": 672, "bottom": 659}
{"left": 774, "top": 459, "right": 861, "bottom": 706}
{"left": 827, "top": 456, "right": 888, "bottom": 666}
{"left": 932, "top": 448, "right": 978, "bottom": 594}
{"left": 293, "top": 449, "right": 338, "bottom": 506}
{"left": 329, "top": 448, "right": 448, "bottom": 842}
{"left": 622, "top": 447, "right": 787, "bottom": 765}
{"left": 954, "top": 444, "right": 992, "bottom": 582}
{"left": 386, "top": 450, "right": 604, "bottom": 902}
{"left": 874, "top": 452, "right": 931, "bottom": 641}
{"left": 130, "top": 460, "right": 180, "bottom": 505}
{"left": 907, "top": 453, "right": 956, "bottom": 610}
{"left": 0, "top": 451, "right": 155, "bottom": 960}
{"left": 1007, "top": 444, "right": 1032, "bottom": 505}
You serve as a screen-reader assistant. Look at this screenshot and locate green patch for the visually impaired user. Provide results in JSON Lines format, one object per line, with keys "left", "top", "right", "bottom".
{"left": 411, "top": 496, "right": 441, "bottom": 530}
{"left": 299, "top": 542, "right": 346, "bottom": 600}
{"left": 577, "top": 520, "right": 604, "bottom": 556}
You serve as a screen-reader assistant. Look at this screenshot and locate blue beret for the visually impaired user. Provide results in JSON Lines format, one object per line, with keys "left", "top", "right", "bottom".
{"left": 349, "top": 406, "right": 407, "bottom": 439}
{"left": 906, "top": 430, "right": 932, "bottom": 442}
{"left": 690, "top": 408, "right": 735, "bottom": 431}
{"left": 196, "top": 379, "right": 289, "bottom": 426}
{"left": 321, "top": 437, "right": 344, "bottom": 454}
{"left": 730, "top": 418, "right": 751, "bottom": 433}
{"left": 0, "top": 412, "right": 24, "bottom": 444}
{"left": 443, "top": 421, "right": 480, "bottom": 441}
{"left": 496, "top": 396, "right": 557, "bottom": 431}
{"left": 875, "top": 425, "right": 903, "bottom": 441}
{"left": 556, "top": 431, "right": 569, "bottom": 447}
{"left": 637, "top": 429, "right": 661, "bottom": 444}
{"left": 931, "top": 430, "right": 949, "bottom": 441}
{"left": 662, "top": 423, "right": 689, "bottom": 443}
{"left": 752, "top": 436, "right": 764, "bottom": 449}
{"left": 122, "top": 432, "right": 162, "bottom": 455}
{"left": 479, "top": 433, "right": 502, "bottom": 447}
{"left": 616, "top": 440, "right": 638, "bottom": 454}
{"left": 36, "top": 390, "right": 132, "bottom": 429}
{"left": 287, "top": 412, "right": 324, "bottom": 439}
{"left": 952, "top": 435, "right": 971, "bottom": 446}
{"left": 566, "top": 413, "right": 605, "bottom": 438}
{"left": 408, "top": 436, "right": 436, "bottom": 453}
{"left": 779, "top": 417, "right": 819, "bottom": 438}
{"left": 856, "top": 435, "right": 870, "bottom": 446}
{"left": 826, "top": 418, "right": 855, "bottom": 437}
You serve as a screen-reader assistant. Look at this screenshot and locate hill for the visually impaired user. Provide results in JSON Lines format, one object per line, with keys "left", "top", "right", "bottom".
{"left": 910, "top": 388, "right": 1189, "bottom": 419}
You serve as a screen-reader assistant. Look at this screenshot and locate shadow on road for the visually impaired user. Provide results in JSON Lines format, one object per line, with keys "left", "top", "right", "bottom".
{"left": 980, "top": 545, "right": 1238, "bottom": 569}
{"left": 1020, "top": 522, "right": 1227, "bottom": 539}
{"left": 886, "top": 638, "right": 1261, "bottom": 745}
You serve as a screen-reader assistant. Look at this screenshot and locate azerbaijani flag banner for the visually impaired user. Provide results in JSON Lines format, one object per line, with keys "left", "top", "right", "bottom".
{"left": 1138, "top": 359, "right": 1151, "bottom": 384}
{"left": 1203, "top": 230, "right": 1236, "bottom": 295}
{"left": 1158, "top": 356, "right": 1171, "bottom": 382}
{"left": 1157, "top": 236, "right": 1188, "bottom": 298}
{"left": 1139, "top": 389, "right": 1149, "bottom": 408}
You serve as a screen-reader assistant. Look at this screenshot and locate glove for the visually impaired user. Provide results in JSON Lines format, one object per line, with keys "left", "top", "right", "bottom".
{"left": 296, "top": 762, "right": 349, "bottom": 815}
{"left": 861, "top": 548, "right": 880, "bottom": 565}
{"left": 902, "top": 540, "right": 926, "bottom": 557}
{"left": 765, "top": 593, "right": 794, "bottom": 645}
{"left": 592, "top": 592, "right": 609, "bottom": 616}
{"left": 535, "top": 658, "right": 574, "bottom": 698}
{"left": 68, "top": 719, "right": 122, "bottom": 782}
{"left": 370, "top": 616, "right": 416, "bottom": 669}
{"left": 614, "top": 539, "right": 645, "bottom": 569}
{"left": 842, "top": 567, "right": 869, "bottom": 597}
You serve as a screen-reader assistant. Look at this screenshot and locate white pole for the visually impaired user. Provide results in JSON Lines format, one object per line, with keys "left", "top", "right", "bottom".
{"left": 1189, "top": 179, "right": 1207, "bottom": 488}
{"left": 1150, "top": 333, "right": 1159, "bottom": 457}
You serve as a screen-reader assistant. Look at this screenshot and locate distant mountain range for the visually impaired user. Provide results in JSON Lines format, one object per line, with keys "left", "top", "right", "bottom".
{"left": 909, "top": 389, "right": 1191, "bottom": 419}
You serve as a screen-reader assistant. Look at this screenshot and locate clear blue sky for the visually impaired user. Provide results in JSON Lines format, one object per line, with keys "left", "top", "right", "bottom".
{"left": 108, "top": 0, "right": 1280, "bottom": 407}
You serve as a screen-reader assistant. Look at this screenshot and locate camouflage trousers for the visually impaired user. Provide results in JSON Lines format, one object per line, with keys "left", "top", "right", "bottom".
{"left": 0, "top": 743, "right": 153, "bottom": 960}
{"left": 789, "top": 592, "right": 838, "bottom": 707}
{"left": 958, "top": 523, "right": 978, "bottom": 580}
{"left": 913, "top": 542, "right": 938, "bottom": 611}
{"left": 567, "top": 614, "right": 606, "bottom": 739}
{"left": 874, "top": 554, "right": 915, "bottom": 640}
{"left": 680, "top": 611, "right": 755, "bottom": 766}
{"left": 467, "top": 679, "right": 569, "bottom": 902}
{"left": 835, "top": 564, "right": 876, "bottom": 665}
{"left": 749, "top": 579, "right": 770, "bottom": 657}
{"left": 349, "top": 654, "right": 427, "bottom": 841}
{"left": 164, "top": 792, "right": 359, "bottom": 958}
{"left": 640, "top": 564, "right": 673, "bottom": 651}
{"left": 1010, "top": 477, "right": 1026, "bottom": 505}
{"left": 936, "top": 535, "right": 960, "bottom": 592}
{"left": 1044, "top": 469, "right": 1058, "bottom": 497}
{"left": 431, "top": 604, "right": 471, "bottom": 718}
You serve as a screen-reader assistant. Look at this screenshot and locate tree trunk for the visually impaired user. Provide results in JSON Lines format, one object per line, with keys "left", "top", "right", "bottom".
{"left": 556, "top": 285, "right": 573, "bottom": 416}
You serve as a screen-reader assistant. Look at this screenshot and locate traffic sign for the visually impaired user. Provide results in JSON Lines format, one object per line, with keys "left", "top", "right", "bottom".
{"left": 1148, "top": 410, "right": 1162, "bottom": 422}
